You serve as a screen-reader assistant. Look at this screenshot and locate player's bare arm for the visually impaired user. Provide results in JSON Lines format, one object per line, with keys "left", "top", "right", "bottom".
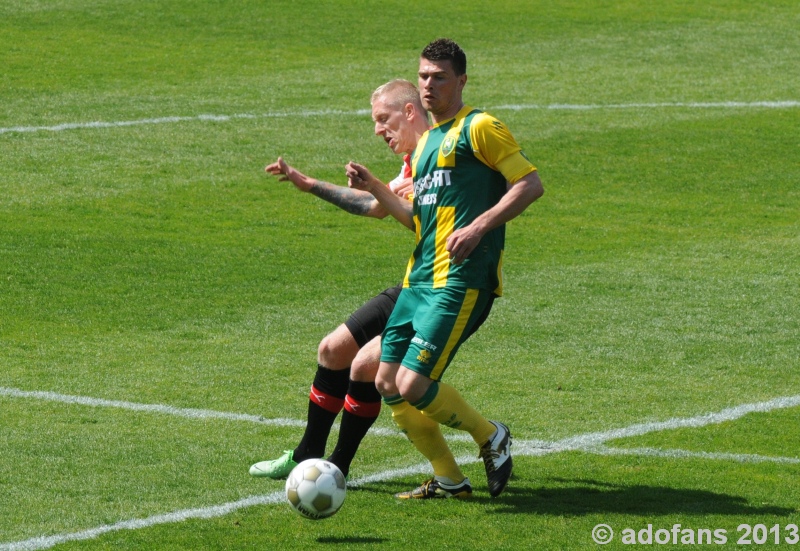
{"left": 309, "top": 183, "right": 384, "bottom": 217}
{"left": 447, "top": 170, "right": 544, "bottom": 264}
{"left": 346, "top": 161, "right": 415, "bottom": 231}
{"left": 266, "top": 156, "right": 389, "bottom": 218}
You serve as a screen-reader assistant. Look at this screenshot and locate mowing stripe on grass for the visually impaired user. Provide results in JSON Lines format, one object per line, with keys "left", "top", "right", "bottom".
{"left": 1, "top": 100, "right": 798, "bottom": 135}
{"left": 2, "top": 394, "right": 798, "bottom": 551}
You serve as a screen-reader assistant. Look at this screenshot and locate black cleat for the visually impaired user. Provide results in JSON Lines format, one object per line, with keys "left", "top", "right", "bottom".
{"left": 479, "top": 421, "right": 512, "bottom": 497}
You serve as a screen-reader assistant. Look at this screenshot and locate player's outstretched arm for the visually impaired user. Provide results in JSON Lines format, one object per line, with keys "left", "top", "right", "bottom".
{"left": 265, "top": 156, "right": 387, "bottom": 218}
{"left": 346, "top": 161, "right": 415, "bottom": 231}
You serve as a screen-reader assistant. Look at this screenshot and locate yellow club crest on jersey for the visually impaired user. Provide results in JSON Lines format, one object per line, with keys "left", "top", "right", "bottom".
{"left": 416, "top": 349, "right": 432, "bottom": 364}
{"left": 440, "top": 135, "right": 456, "bottom": 158}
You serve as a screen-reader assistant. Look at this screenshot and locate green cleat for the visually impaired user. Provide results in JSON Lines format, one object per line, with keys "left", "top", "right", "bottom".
{"left": 249, "top": 450, "right": 298, "bottom": 479}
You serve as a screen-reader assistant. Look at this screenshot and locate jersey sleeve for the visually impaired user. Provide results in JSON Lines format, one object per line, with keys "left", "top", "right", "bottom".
{"left": 469, "top": 113, "right": 536, "bottom": 184}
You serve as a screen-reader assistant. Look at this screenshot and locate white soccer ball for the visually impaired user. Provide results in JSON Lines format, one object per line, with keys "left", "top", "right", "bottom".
{"left": 285, "top": 458, "right": 346, "bottom": 520}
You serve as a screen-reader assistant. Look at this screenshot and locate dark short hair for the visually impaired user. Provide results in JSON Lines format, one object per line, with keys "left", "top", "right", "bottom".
{"left": 421, "top": 38, "right": 467, "bottom": 76}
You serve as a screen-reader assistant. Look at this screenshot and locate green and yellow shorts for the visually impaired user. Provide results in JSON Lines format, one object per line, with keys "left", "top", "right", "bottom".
{"left": 380, "top": 286, "right": 494, "bottom": 381}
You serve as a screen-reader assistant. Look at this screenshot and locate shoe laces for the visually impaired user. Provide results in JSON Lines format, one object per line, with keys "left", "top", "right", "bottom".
{"left": 479, "top": 443, "right": 500, "bottom": 472}
{"left": 400, "top": 478, "right": 437, "bottom": 498}
{"left": 421, "top": 478, "right": 437, "bottom": 492}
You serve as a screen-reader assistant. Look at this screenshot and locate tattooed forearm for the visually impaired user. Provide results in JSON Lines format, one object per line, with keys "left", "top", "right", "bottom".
{"left": 309, "top": 180, "right": 376, "bottom": 216}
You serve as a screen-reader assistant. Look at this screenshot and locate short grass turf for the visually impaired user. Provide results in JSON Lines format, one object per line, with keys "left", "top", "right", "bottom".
{"left": 1, "top": 0, "right": 799, "bottom": 549}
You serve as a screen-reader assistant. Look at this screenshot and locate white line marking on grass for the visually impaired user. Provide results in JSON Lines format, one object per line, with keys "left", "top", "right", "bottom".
{"left": 0, "top": 385, "right": 455, "bottom": 440}
{"left": 596, "top": 446, "right": 800, "bottom": 465}
{"left": 1, "top": 101, "right": 797, "bottom": 135}
{"left": 0, "top": 493, "right": 286, "bottom": 551}
{"left": 494, "top": 100, "right": 800, "bottom": 111}
{"left": 514, "top": 394, "right": 800, "bottom": 456}
{"left": 0, "top": 462, "right": 443, "bottom": 551}
{"left": 2, "top": 394, "right": 798, "bottom": 550}
{"left": 0, "top": 386, "right": 305, "bottom": 428}
{"left": 0, "top": 109, "right": 370, "bottom": 135}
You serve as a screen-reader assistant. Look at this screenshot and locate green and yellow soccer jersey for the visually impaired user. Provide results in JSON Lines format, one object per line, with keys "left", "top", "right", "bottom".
{"left": 405, "top": 105, "right": 536, "bottom": 296}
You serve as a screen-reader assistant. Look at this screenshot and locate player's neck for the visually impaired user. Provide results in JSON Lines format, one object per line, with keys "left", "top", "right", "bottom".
{"left": 431, "top": 101, "right": 465, "bottom": 125}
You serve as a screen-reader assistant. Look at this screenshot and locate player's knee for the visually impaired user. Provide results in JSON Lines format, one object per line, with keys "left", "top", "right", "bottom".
{"left": 317, "top": 335, "right": 341, "bottom": 368}
{"left": 317, "top": 327, "right": 358, "bottom": 369}
{"left": 351, "top": 354, "right": 379, "bottom": 382}
{"left": 374, "top": 374, "right": 394, "bottom": 397}
{"left": 395, "top": 371, "right": 430, "bottom": 404}
{"left": 350, "top": 340, "right": 380, "bottom": 382}
{"left": 396, "top": 382, "right": 415, "bottom": 403}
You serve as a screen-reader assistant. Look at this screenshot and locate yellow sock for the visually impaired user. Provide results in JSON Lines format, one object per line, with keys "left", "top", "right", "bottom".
{"left": 388, "top": 398, "right": 465, "bottom": 483}
{"left": 419, "top": 382, "right": 495, "bottom": 446}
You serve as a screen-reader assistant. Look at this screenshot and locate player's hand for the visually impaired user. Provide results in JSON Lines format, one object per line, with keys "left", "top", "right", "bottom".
{"left": 345, "top": 162, "right": 376, "bottom": 191}
{"left": 265, "top": 157, "right": 314, "bottom": 192}
{"left": 265, "top": 157, "right": 290, "bottom": 180}
{"left": 391, "top": 177, "right": 414, "bottom": 199}
{"left": 446, "top": 225, "right": 483, "bottom": 265}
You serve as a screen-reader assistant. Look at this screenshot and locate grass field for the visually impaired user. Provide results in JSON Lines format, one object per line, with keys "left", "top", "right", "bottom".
{"left": 2, "top": 1, "right": 799, "bottom": 549}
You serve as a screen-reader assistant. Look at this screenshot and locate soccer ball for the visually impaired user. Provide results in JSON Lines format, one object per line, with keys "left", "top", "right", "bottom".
{"left": 285, "top": 459, "right": 346, "bottom": 520}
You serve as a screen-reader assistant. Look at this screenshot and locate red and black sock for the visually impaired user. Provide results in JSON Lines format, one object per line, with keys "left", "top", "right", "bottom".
{"left": 327, "top": 379, "right": 382, "bottom": 477}
{"left": 293, "top": 365, "right": 349, "bottom": 461}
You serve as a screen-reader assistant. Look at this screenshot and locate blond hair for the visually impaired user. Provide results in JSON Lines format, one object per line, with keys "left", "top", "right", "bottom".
{"left": 371, "top": 79, "right": 425, "bottom": 113}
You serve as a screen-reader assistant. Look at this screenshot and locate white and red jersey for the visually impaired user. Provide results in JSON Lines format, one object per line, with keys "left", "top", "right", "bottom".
{"left": 387, "top": 154, "right": 413, "bottom": 199}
